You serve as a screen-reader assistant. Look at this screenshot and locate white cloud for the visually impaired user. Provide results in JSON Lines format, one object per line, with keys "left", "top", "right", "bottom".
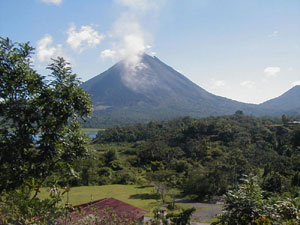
{"left": 149, "top": 51, "right": 156, "bottom": 57}
{"left": 104, "top": 17, "right": 153, "bottom": 91}
{"left": 115, "top": 0, "right": 158, "bottom": 12}
{"left": 120, "top": 32, "right": 148, "bottom": 68}
{"left": 104, "top": 0, "right": 164, "bottom": 69}
{"left": 67, "top": 25, "right": 104, "bottom": 52}
{"left": 101, "top": 49, "right": 117, "bottom": 59}
{"left": 264, "top": 67, "right": 280, "bottom": 77}
{"left": 291, "top": 80, "right": 300, "bottom": 87}
{"left": 288, "top": 67, "right": 294, "bottom": 72}
{"left": 240, "top": 80, "right": 255, "bottom": 88}
{"left": 37, "top": 35, "right": 60, "bottom": 62}
{"left": 41, "top": 0, "right": 62, "bottom": 5}
{"left": 269, "top": 30, "right": 279, "bottom": 37}
{"left": 211, "top": 79, "right": 226, "bottom": 88}
{"left": 104, "top": 16, "right": 150, "bottom": 71}
{"left": 98, "top": 0, "right": 164, "bottom": 91}
{"left": 36, "top": 34, "right": 71, "bottom": 64}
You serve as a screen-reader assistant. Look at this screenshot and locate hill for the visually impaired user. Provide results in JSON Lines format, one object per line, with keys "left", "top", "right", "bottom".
{"left": 259, "top": 85, "right": 300, "bottom": 115}
{"left": 81, "top": 54, "right": 262, "bottom": 127}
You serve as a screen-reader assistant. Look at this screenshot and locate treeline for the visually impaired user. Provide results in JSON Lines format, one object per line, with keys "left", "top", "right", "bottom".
{"left": 77, "top": 112, "right": 300, "bottom": 200}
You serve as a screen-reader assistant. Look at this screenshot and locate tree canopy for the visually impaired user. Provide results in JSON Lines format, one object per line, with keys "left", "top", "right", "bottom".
{"left": 0, "top": 37, "right": 92, "bottom": 192}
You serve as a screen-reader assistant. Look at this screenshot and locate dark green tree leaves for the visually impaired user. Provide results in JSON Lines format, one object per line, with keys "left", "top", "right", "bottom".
{"left": 0, "top": 37, "right": 92, "bottom": 192}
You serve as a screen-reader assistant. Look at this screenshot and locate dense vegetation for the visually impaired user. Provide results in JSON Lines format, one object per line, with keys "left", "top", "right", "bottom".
{"left": 215, "top": 175, "right": 300, "bottom": 224}
{"left": 0, "top": 37, "right": 92, "bottom": 223}
{"left": 79, "top": 113, "right": 300, "bottom": 201}
{"left": 70, "top": 112, "right": 300, "bottom": 223}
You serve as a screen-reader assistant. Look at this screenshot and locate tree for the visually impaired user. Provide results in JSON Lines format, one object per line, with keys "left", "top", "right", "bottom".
{"left": 215, "top": 175, "right": 300, "bottom": 225}
{"left": 234, "top": 110, "right": 244, "bottom": 116}
{"left": 167, "top": 208, "right": 196, "bottom": 225}
{"left": 104, "top": 149, "right": 118, "bottom": 165}
{"left": 282, "top": 114, "right": 289, "bottom": 126}
{"left": 0, "top": 37, "right": 92, "bottom": 220}
{"left": 146, "top": 208, "right": 195, "bottom": 225}
{"left": 292, "top": 127, "right": 300, "bottom": 148}
{"left": 262, "top": 172, "right": 283, "bottom": 194}
{"left": 216, "top": 175, "right": 266, "bottom": 225}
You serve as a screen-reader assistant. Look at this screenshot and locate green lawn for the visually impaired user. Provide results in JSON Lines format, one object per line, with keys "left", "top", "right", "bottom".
{"left": 81, "top": 128, "right": 105, "bottom": 132}
{"left": 39, "top": 185, "right": 160, "bottom": 216}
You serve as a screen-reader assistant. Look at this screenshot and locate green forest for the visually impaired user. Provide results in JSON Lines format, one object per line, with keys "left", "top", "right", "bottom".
{"left": 72, "top": 112, "right": 300, "bottom": 224}
{"left": 80, "top": 113, "right": 300, "bottom": 197}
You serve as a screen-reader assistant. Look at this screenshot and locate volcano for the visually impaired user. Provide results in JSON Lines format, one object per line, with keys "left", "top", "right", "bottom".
{"left": 81, "top": 54, "right": 298, "bottom": 127}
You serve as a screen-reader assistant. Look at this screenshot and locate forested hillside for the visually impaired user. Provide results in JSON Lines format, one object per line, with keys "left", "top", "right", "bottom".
{"left": 74, "top": 112, "right": 300, "bottom": 201}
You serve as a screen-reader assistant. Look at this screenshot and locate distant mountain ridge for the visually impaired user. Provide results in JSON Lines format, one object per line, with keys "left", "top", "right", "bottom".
{"left": 81, "top": 54, "right": 300, "bottom": 127}
{"left": 259, "top": 85, "right": 300, "bottom": 115}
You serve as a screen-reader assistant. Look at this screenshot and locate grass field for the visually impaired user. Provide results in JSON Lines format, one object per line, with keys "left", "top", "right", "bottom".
{"left": 39, "top": 185, "right": 160, "bottom": 216}
{"left": 39, "top": 185, "right": 217, "bottom": 220}
{"left": 81, "top": 128, "right": 105, "bottom": 132}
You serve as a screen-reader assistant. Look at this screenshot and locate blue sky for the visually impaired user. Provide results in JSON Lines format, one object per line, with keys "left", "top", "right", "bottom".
{"left": 1, "top": 0, "right": 299, "bottom": 104}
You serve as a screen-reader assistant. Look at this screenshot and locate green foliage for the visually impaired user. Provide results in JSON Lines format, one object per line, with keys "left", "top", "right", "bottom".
{"left": 292, "top": 127, "right": 300, "bottom": 148}
{"left": 0, "top": 185, "right": 66, "bottom": 224}
{"left": 0, "top": 37, "right": 92, "bottom": 192}
{"left": 262, "top": 172, "right": 285, "bottom": 194}
{"left": 0, "top": 37, "right": 92, "bottom": 222}
{"left": 216, "top": 175, "right": 266, "bottom": 224}
{"left": 71, "top": 142, "right": 143, "bottom": 186}
{"left": 216, "top": 175, "right": 300, "bottom": 225}
{"left": 167, "top": 208, "right": 196, "bottom": 225}
{"left": 104, "top": 149, "right": 118, "bottom": 165}
{"left": 146, "top": 207, "right": 196, "bottom": 225}
{"left": 183, "top": 167, "right": 228, "bottom": 200}
{"left": 282, "top": 114, "right": 289, "bottom": 126}
{"left": 92, "top": 114, "right": 300, "bottom": 200}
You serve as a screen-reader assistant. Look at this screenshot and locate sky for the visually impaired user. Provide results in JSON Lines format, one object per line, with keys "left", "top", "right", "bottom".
{"left": 0, "top": 0, "right": 299, "bottom": 104}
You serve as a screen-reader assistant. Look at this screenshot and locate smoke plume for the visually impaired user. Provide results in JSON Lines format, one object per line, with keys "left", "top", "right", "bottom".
{"left": 101, "top": 0, "right": 164, "bottom": 91}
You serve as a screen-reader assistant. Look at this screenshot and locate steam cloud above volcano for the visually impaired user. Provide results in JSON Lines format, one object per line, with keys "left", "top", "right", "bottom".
{"left": 101, "top": 0, "right": 163, "bottom": 71}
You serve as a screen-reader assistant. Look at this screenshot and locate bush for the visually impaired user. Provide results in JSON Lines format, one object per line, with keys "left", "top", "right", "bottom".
{"left": 215, "top": 175, "right": 300, "bottom": 225}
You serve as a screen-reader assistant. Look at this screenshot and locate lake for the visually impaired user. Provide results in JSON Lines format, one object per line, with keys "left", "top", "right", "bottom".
{"left": 85, "top": 131, "right": 98, "bottom": 139}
